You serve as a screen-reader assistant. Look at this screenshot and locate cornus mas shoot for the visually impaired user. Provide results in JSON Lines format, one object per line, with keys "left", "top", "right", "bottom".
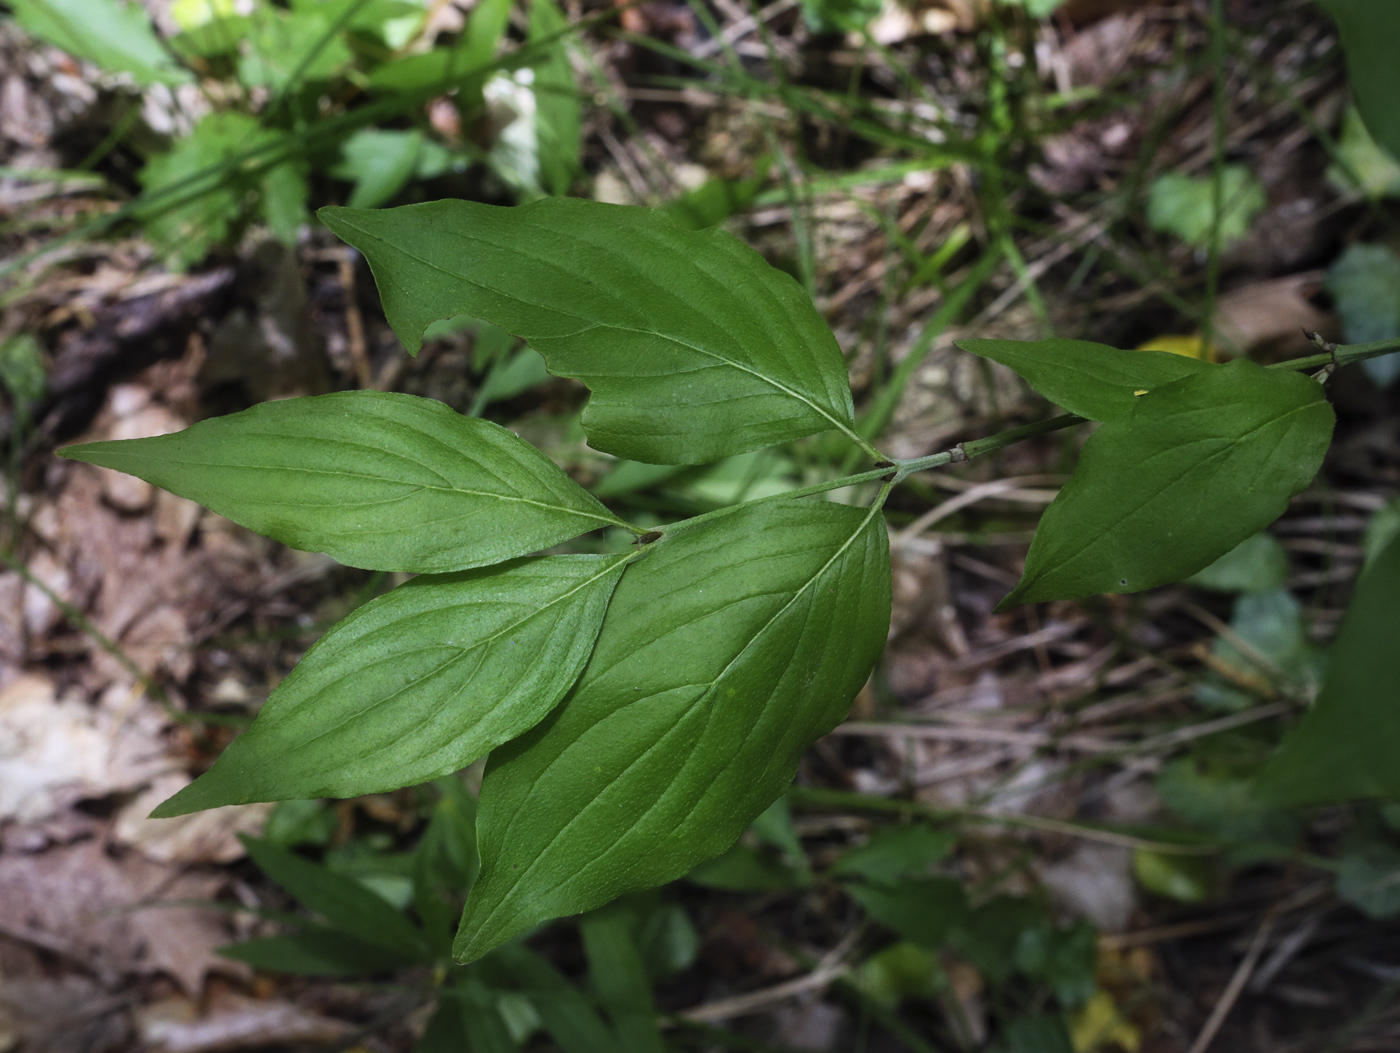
{"left": 61, "top": 197, "right": 1380, "bottom": 963}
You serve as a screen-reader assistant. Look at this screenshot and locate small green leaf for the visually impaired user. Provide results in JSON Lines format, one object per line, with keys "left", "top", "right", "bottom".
{"left": 495, "top": 946, "right": 619, "bottom": 1053}
{"left": 530, "top": 0, "right": 581, "bottom": 197}
{"left": 999, "top": 360, "right": 1334, "bottom": 609}
{"left": 1256, "top": 532, "right": 1400, "bottom": 804}
{"left": 1159, "top": 759, "right": 1299, "bottom": 854}
{"left": 10, "top": 0, "right": 191, "bottom": 84}
{"left": 853, "top": 942, "right": 941, "bottom": 1008}
{"left": 319, "top": 199, "right": 859, "bottom": 464}
{"left": 237, "top": 2, "right": 353, "bottom": 90}
{"left": 454, "top": 497, "right": 891, "bottom": 961}
{"left": 847, "top": 877, "right": 966, "bottom": 948}
{"left": 1132, "top": 848, "right": 1213, "bottom": 904}
{"left": 580, "top": 907, "right": 665, "bottom": 1053}
{"left": 330, "top": 129, "right": 458, "bottom": 210}
{"left": 239, "top": 836, "right": 428, "bottom": 957}
{"left": 0, "top": 333, "right": 46, "bottom": 410}
{"left": 1322, "top": 0, "right": 1400, "bottom": 159}
{"left": 153, "top": 554, "right": 627, "bottom": 815}
{"left": 259, "top": 154, "right": 309, "bottom": 247}
{"left": 686, "top": 843, "right": 808, "bottom": 891}
{"left": 957, "top": 338, "right": 1208, "bottom": 421}
{"left": 60, "top": 391, "right": 630, "bottom": 573}
{"left": 663, "top": 166, "right": 770, "bottom": 231}
{"left": 219, "top": 927, "right": 418, "bottom": 974}
{"left": 1327, "top": 108, "right": 1400, "bottom": 199}
{"left": 1186, "top": 532, "right": 1288, "bottom": 594}
{"left": 830, "top": 824, "right": 955, "bottom": 883}
{"left": 1325, "top": 243, "right": 1400, "bottom": 387}
{"left": 1147, "top": 166, "right": 1265, "bottom": 249}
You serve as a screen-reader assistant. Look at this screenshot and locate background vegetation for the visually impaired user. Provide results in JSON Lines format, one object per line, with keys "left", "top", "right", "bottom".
{"left": 0, "top": 0, "right": 1397, "bottom": 1050}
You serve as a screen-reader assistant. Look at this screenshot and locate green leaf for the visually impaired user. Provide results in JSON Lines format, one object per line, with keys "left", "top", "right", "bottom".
{"left": 152, "top": 554, "right": 628, "bottom": 815}
{"left": 1158, "top": 759, "right": 1299, "bottom": 853}
{"left": 1335, "top": 828, "right": 1400, "bottom": 919}
{"left": 853, "top": 942, "right": 941, "bottom": 1008}
{"left": 59, "top": 391, "right": 630, "bottom": 573}
{"left": 530, "top": 0, "right": 581, "bottom": 197}
{"left": 239, "top": 836, "right": 428, "bottom": 957}
{"left": 454, "top": 496, "right": 891, "bottom": 960}
{"left": 949, "top": 897, "right": 1046, "bottom": 984}
{"left": 957, "top": 338, "right": 1208, "bottom": 421}
{"left": 1147, "top": 166, "right": 1265, "bottom": 249}
{"left": 367, "top": 0, "right": 509, "bottom": 94}
{"left": 1186, "top": 531, "right": 1288, "bottom": 594}
{"left": 1014, "top": 922, "right": 1097, "bottom": 1008}
{"left": 1327, "top": 107, "right": 1400, "bottom": 199}
{"left": 135, "top": 112, "right": 261, "bottom": 271}
{"left": 1322, "top": 0, "right": 1400, "bottom": 159}
{"left": 663, "top": 166, "right": 770, "bottom": 231}
{"left": 686, "top": 843, "right": 808, "bottom": 891}
{"left": 319, "top": 199, "right": 859, "bottom": 464}
{"left": 219, "top": 927, "right": 419, "bottom": 974}
{"left": 580, "top": 907, "right": 666, "bottom": 1053}
{"left": 1363, "top": 498, "right": 1400, "bottom": 569}
{"left": 237, "top": 2, "right": 352, "bottom": 90}
{"left": 0, "top": 333, "right": 46, "bottom": 410}
{"left": 10, "top": 0, "right": 191, "bottom": 85}
{"left": 259, "top": 154, "right": 309, "bottom": 247}
{"left": 495, "top": 946, "right": 619, "bottom": 1053}
{"left": 847, "top": 877, "right": 966, "bottom": 947}
{"left": 1325, "top": 243, "right": 1400, "bottom": 387}
{"left": 1255, "top": 531, "right": 1400, "bottom": 804}
{"left": 830, "top": 824, "right": 955, "bottom": 883}
{"left": 330, "top": 129, "right": 457, "bottom": 210}
{"left": 999, "top": 360, "right": 1333, "bottom": 609}
{"left": 1194, "top": 588, "right": 1319, "bottom": 713}
{"left": 1132, "top": 848, "right": 1213, "bottom": 904}
{"left": 264, "top": 799, "right": 337, "bottom": 847}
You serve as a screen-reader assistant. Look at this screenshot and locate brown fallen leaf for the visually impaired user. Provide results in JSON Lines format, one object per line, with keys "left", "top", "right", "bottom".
{"left": 0, "top": 674, "right": 168, "bottom": 825}
{"left": 137, "top": 993, "right": 352, "bottom": 1053}
{"left": 0, "top": 836, "right": 239, "bottom": 993}
{"left": 114, "top": 774, "right": 271, "bottom": 866}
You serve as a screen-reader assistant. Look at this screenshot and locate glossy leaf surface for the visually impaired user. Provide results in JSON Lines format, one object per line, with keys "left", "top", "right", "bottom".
{"left": 320, "top": 199, "right": 858, "bottom": 464}
{"left": 153, "top": 554, "right": 629, "bottom": 816}
{"left": 1000, "top": 361, "right": 1333, "bottom": 609}
{"left": 60, "top": 391, "right": 627, "bottom": 573}
{"left": 1256, "top": 531, "right": 1400, "bottom": 804}
{"left": 958, "top": 338, "right": 1208, "bottom": 421}
{"left": 454, "top": 497, "right": 891, "bottom": 960}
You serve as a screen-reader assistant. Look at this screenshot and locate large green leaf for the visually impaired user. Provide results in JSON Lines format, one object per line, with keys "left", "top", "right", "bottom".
{"left": 958, "top": 338, "right": 1209, "bottom": 421}
{"left": 10, "top": 0, "right": 190, "bottom": 85}
{"left": 1322, "top": 0, "right": 1400, "bottom": 160}
{"left": 319, "top": 199, "right": 859, "bottom": 464}
{"left": 60, "top": 391, "right": 629, "bottom": 573}
{"left": 1255, "top": 532, "right": 1400, "bottom": 804}
{"left": 453, "top": 497, "right": 891, "bottom": 960}
{"left": 152, "top": 554, "right": 628, "bottom": 816}
{"left": 999, "top": 360, "right": 1333, "bottom": 609}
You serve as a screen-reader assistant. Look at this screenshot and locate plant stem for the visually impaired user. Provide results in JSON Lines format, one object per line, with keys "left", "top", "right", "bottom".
{"left": 892, "top": 413, "right": 1083, "bottom": 483}
{"left": 1269, "top": 336, "right": 1400, "bottom": 374}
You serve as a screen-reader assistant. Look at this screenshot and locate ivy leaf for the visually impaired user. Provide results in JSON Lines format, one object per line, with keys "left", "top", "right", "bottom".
{"left": 151, "top": 554, "right": 629, "bottom": 817}
{"left": 1322, "top": 0, "right": 1400, "bottom": 159}
{"left": 10, "top": 0, "right": 191, "bottom": 85}
{"left": 999, "top": 360, "right": 1333, "bottom": 609}
{"left": 59, "top": 391, "right": 630, "bottom": 573}
{"left": 453, "top": 497, "right": 891, "bottom": 961}
{"left": 958, "top": 338, "right": 1209, "bottom": 421}
{"left": 319, "top": 199, "right": 859, "bottom": 464}
{"left": 1255, "top": 531, "right": 1400, "bottom": 804}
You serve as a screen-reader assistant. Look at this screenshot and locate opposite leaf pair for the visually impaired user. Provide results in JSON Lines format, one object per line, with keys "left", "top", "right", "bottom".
{"left": 961, "top": 340, "right": 1335, "bottom": 609}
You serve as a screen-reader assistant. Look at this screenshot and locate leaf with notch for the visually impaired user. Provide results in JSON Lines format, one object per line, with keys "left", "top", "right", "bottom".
{"left": 319, "top": 199, "right": 858, "bottom": 464}
{"left": 59, "top": 391, "right": 630, "bottom": 573}
{"left": 238, "top": 836, "right": 428, "bottom": 958}
{"left": 957, "top": 338, "right": 1209, "bottom": 421}
{"left": 998, "top": 360, "right": 1333, "bottom": 609}
{"left": 453, "top": 497, "right": 891, "bottom": 961}
{"left": 152, "top": 554, "right": 627, "bottom": 816}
